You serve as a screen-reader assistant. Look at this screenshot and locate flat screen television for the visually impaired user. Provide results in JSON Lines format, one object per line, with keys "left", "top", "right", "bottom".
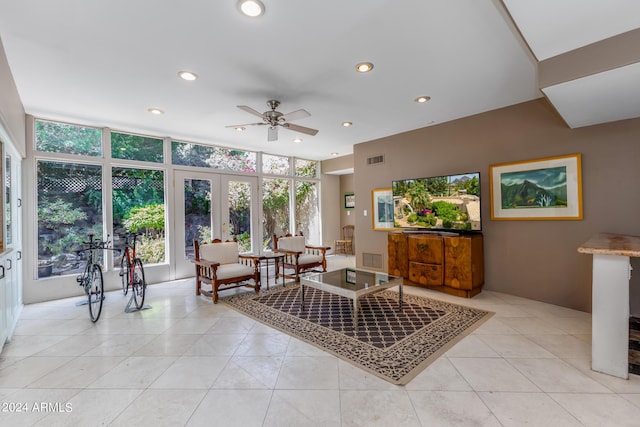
{"left": 391, "top": 172, "right": 481, "bottom": 233}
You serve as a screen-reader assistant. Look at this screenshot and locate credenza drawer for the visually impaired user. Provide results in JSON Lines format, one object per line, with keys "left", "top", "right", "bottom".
{"left": 409, "top": 261, "right": 443, "bottom": 286}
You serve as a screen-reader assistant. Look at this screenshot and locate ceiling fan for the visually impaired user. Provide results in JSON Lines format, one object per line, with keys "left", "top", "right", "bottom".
{"left": 226, "top": 99, "right": 319, "bottom": 141}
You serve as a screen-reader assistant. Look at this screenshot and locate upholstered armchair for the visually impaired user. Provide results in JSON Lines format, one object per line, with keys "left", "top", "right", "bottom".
{"left": 273, "top": 234, "right": 330, "bottom": 282}
{"left": 192, "top": 239, "right": 260, "bottom": 303}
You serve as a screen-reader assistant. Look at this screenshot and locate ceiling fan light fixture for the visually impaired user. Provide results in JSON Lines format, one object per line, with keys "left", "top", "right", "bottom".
{"left": 178, "top": 71, "right": 198, "bottom": 81}
{"left": 238, "top": 0, "right": 265, "bottom": 17}
{"left": 147, "top": 107, "right": 164, "bottom": 115}
{"left": 227, "top": 100, "right": 318, "bottom": 142}
{"left": 415, "top": 96, "right": 431, "bottom": 103}
{"left": 355, "top": 62, "right": 374, "bottom": 73}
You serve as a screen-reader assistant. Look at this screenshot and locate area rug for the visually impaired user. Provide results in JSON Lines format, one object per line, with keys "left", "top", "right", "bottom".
{"left": 221, "top": 284, "right": 493, "bottom": 385}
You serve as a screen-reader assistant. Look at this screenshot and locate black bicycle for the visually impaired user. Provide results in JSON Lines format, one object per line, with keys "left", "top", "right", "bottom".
{"left": 76, "top": 233, "right": 109, "bottom": 322}
{"left": 118, "top": 232, "right": 147, "bottom": 309}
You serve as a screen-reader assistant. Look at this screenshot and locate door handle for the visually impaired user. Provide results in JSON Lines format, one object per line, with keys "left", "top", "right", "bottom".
{"left": 6, "top": 259, "right": 11, "bottom": 270}
{"left": 16, "top": 251, "right": 21, "bottom": 260}
{"left": 0, "top": 265, "right": 5, "bottom": 279}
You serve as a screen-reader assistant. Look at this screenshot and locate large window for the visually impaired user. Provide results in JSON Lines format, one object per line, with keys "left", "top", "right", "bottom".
{"left": 172, "top": 141, "right": 256, "bottom": 172}
{"left": 295, "top": 158, "right": 317, "bottom": 178}
{"left": 262, "top": 154, "right": 290, "bottom": 175}
{"left": 112, "top": 167, "right": 166, "bottom": 265}
{"left": 111, "top": 131, "right": 164, "bottom": 163}
{"left": 32, "top": 118, "right": 323, "bottom": 281}
{"left": 37, "top": 161, "right": 103, "bottom": 278}
{"left": 35, "top": 120, "right": 102, "bottom": 156}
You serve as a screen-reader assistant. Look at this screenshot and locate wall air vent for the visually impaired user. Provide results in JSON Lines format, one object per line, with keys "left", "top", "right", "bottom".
{"left": 367, "top": 155, "right": 385, "bottom": 165}
{"left": 362, "top": 253, "right": 383, "bottom": 269}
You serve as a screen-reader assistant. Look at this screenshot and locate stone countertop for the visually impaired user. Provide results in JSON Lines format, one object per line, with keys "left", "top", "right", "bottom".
{"left": 578, "top": 233, "right": 640, "bottom": 257}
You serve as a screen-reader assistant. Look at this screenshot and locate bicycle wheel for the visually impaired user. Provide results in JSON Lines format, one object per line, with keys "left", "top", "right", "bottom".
{"left": 87, "top": 264, "right": 104, "bottom": 322}
{"left": 119, "top": 252, "right": 130, "bottom": 295}
{"left": 131, "top": 258, "right": 146, "bottom": 309}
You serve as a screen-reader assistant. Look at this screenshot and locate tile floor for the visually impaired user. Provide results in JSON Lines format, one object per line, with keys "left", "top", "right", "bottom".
{"left": 1, "top": 255, "right": 640, "bottom": 426}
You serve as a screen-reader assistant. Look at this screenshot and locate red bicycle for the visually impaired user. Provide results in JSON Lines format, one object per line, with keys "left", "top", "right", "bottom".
{"left": 118, "top": 233, "right": 147, "bottom": 309}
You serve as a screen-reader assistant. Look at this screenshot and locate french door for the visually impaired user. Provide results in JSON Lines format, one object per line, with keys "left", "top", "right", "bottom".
{"left": 174, "top": 170, "right": 259, "bottom": 279}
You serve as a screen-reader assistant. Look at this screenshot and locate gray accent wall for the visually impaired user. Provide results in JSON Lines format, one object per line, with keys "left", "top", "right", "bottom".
{"left": 353, "top": 98, "right": 640, "bottom": 314}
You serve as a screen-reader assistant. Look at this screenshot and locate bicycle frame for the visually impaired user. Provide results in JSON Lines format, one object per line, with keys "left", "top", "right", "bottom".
{"left": 78, "top": 234, "right": 100, "bottom": 290}
{"left": 124, "top": 234, "right": 137, "bottom": 269}
{"left": 76, "top": 233, "right": 107, "bottom": 322}
{"left": 120, "top": 233, "right": 137, "bottom": 294}
{"left": 119, "top": 233, "right": 147, "bottom": 310}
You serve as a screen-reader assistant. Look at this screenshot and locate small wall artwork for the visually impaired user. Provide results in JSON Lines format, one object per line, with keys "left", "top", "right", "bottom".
{"left": 372, "top": 188, "right": 395, "bottom": 230}
{"left": 344, "top": 192, "right": 355, "bottom": 209}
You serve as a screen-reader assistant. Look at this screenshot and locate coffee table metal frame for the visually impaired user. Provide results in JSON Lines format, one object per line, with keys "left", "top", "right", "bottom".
{"left": 258, "top": 252, "right": 286, "bottom": 290}
{"left": 300, "top": 268, "right": 403, "bottom": 329}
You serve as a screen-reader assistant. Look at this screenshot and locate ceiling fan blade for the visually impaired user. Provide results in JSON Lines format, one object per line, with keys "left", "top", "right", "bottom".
{"left": 225, "top": 122, "right": 266, "bottom": 128}
{"left": 237, "top": 105, "right": 265, "bottom": 118}
{"left": 280, "top": 109, "right": 310, "bottom": 122}
{"left": 283, "top": 123, "right": 319, "bottom": 136}
{"left": 268, "top": 126, "right": 278, "bottom": 141}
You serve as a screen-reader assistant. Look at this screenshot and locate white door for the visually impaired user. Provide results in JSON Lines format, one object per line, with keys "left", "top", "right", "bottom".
{"left": 220, "top": 175, "right": 259, "bottom": 254}
{"left": 174, "top": 171, "right": 218, "bottom": 278}
{"left": 174, "top": 171, "right": 258, "bottom": 279}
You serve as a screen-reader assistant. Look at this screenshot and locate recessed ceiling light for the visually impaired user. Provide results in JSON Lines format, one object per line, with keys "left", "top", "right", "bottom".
{"left": 342, "top": 121, "right": 353, "bottom": 127}
{"left": 147, "top": 108, "right": 164, "bottom": 115}
{"left": 234, "top": 126, "right": 246, "bottom": 132}
{"left": 331, "top": 152, "right": 339, "bottom": 156}
{"left": 238, "top": 0, "right": 265, "bottom": 17}
{"left": 415, "top": 96, "right": 431, "bottom": 103}
{"left": 355, "top": 62, "right": 374, "bottom": 73}
{"left": 293, "top": 137, "right": 303, "bottom": 143}
{"left": 178, "top": 71, "right": 198, "bottom": 81}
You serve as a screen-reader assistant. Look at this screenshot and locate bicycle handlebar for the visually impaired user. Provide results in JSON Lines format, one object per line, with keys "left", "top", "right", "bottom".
{"left": 76, "top": 234, "right": 114, "bottom": 254}
{"left": 76, "top": 242, "right": 117, "bottom": 254}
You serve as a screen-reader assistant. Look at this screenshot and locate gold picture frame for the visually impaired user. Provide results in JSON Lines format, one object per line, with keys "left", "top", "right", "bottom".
{"left": 372, "top": 188, "right": 395, "bottom": 230}
{"left": 489, "top": 153, "right": 583, "bottom": 220}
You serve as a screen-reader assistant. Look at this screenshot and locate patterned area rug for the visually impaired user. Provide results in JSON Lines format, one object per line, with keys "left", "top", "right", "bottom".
{"left": 222, "top": 284, "right": 493, "bottom": 385}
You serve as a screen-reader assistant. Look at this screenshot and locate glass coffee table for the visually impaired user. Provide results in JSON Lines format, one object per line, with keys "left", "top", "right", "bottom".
{"left": 300, "top": 268, "right": 403, "bottom": 329}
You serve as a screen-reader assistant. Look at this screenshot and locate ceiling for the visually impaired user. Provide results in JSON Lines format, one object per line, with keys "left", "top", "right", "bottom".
{"left": 0, "top": 1, "right": 638, "bottom": 161}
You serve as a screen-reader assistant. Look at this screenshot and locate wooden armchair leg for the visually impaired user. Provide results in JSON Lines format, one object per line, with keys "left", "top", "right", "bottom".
{"left": 213, "top": 284, "right": 219, "bottom": 304}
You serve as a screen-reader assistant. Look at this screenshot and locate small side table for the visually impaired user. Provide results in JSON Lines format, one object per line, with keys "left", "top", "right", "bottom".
{"left": 259, "top": 253, "right": 286, "bottom": 290}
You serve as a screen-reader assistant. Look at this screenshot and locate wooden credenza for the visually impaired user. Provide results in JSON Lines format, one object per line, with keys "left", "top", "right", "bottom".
{"left": 388, "top": 231, "right": 484, "bottom": 298}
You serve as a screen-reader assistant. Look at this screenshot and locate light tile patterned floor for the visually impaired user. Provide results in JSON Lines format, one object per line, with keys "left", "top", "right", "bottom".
{"left": 1, "top": 255, "right": 640, "bottom": 426}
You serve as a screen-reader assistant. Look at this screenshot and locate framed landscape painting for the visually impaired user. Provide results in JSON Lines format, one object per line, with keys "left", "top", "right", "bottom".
{"left": 490, "top": 153, "right": 582, "bottom": 220}
{"left": 372, "top": 188, "right": 395, "bottom": 230}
